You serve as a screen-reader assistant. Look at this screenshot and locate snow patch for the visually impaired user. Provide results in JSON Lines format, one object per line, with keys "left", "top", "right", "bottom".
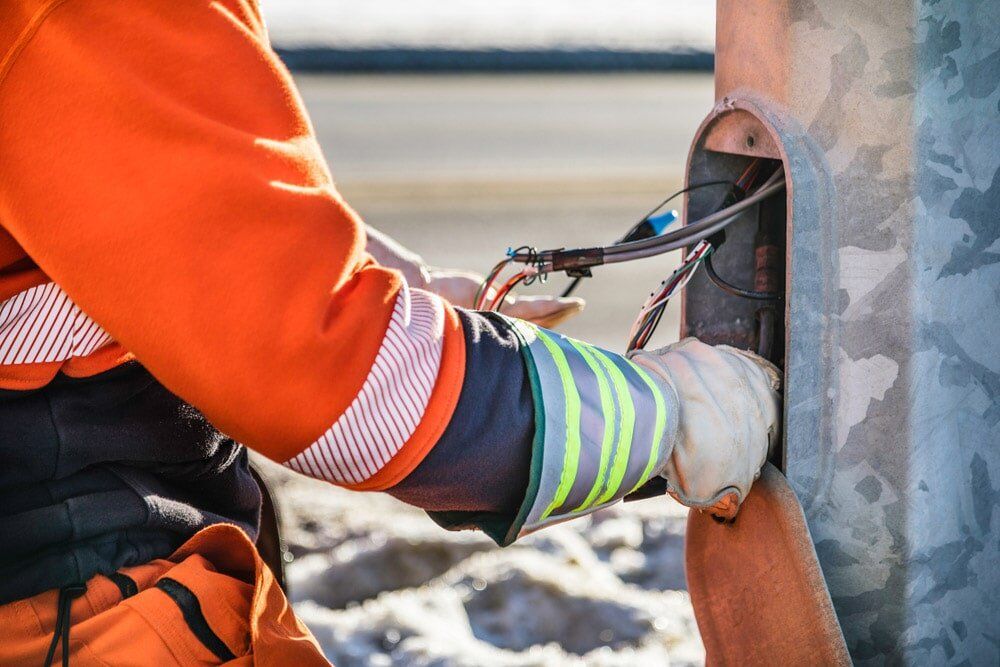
{"left": 257, "top": 458, "right": 703, "bottom": 665}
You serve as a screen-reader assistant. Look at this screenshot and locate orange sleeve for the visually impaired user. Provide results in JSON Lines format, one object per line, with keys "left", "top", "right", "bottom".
{"left": 0, "top": 0, "right": 464, "bottom": 471}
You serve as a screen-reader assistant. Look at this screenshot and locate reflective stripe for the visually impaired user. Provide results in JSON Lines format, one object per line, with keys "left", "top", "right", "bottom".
{"left": 511, "top": 321, "right": 677, "bottom": 538}
{"left": 533, "top": 328, "right": 582, "bottom": 519}
{"left": 0, "top": 283, "right": 114, "bottom": 365}
{"left": 567, "top": 340, "right": 615, "bottom": 513}
{"left": 628, "top": 362, "right": 669, "bottom": 494}
{"left": 591, "top": 349, "right": 637, "bottom": 506}
{"left": 283, "top": 283, "right": 446, "bottom": 485}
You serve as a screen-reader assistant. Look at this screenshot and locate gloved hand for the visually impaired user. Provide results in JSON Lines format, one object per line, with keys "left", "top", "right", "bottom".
{"left": 631, "top": 338, "right": 782, "bottom": 520}
{"left": 366, "top": 225, "right": 584, "bottom": 328}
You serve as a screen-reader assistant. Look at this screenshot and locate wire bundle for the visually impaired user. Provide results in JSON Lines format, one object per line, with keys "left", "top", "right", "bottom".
{"left": 474, "top": 163, "right": 786, "bottom": 347}
{"left": 625, "top": 159, "right": 771, "bottom": 351}
{"left": 474, "top": 247, "right": 542, "bottom": 312}
{"left": 560, "top": 180, "right": 733, "bottom": 299}
{"left": 626, "top": 239, "right": 712, "bottom": 352}
{"left": 500, "top": 166, "right": 783, "bottom": 274}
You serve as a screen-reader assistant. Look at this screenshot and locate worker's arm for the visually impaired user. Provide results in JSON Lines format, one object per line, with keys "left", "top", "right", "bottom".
{"left": 0, "top": 0, "right": 779, "bottom": 544}
{"left": 0, "top": 0, "right": 463, "bottom": 483}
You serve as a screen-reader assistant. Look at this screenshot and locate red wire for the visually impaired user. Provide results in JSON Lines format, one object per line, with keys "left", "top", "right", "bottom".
{"left": 488, "top": 272, "right": 528, "bottom": 311}
{"left": 735, "top": 158, "right": 761, "bottom": 192}
{"left": 629, "top": 243, "right": 712, "bottom": 351}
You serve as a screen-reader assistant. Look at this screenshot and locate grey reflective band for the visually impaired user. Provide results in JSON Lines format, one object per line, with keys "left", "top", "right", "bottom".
{"left": 506, "top": 320, "right": 678, "bottom": 541}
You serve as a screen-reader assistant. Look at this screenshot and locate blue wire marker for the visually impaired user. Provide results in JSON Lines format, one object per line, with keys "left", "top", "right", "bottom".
{"left": 645, "top": 209, "right": 679, "bottom": 235}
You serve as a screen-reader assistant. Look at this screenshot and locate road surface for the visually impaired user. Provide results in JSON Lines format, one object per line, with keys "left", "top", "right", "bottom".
{"left": 296, "top": 73, "right": 715, "bottom": 350}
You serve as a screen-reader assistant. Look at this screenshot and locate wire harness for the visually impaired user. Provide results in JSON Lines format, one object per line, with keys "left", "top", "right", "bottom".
{"left": 476, "top": 162, "right": 786, "bottom": 351}
{"left": 498, "top": 167, "right": 783, "bottom": 275}
{"left": 626, "top": 239, "right": 712, "bottom": 351}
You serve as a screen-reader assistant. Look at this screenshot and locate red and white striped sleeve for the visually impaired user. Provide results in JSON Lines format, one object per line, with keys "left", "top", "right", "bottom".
{"left": 284, "top": 283, "right": 451, "bottom": 486}
{"left": 0, "top": 283, "right": 112, "bottom": 364}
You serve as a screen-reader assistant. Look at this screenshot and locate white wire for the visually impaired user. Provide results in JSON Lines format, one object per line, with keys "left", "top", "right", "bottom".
{"left": 639, "top": 242, "right": 711, "bottom": 313}
{"left": 639, "top": 252, "right": 706, "bottom": 314}
{"left": 626, "top": 241, "right": 711, "bottom": 346}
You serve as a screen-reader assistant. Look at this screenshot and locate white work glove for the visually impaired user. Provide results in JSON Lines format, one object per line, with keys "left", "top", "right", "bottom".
{"left": 631, "top": 338, "right": 781, "bottom": 520}
{"left": 366, "top": 225, "right": 585, "bottom": 328}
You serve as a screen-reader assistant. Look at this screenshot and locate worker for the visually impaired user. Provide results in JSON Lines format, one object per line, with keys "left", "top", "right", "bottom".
{"left": 0, "top": 2, "right": 781, "bottom": 665}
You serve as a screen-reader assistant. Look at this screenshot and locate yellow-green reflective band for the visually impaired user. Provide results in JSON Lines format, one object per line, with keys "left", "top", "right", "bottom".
{"left": 567, "top": 341, "right": 616, "bottom": 513}
{"left": 591, "top": 348, "right": 637, "bottom": 506}
{"left": 627, "top": 361, "right": 668, "bottom": 493}
{"left": 534, "top": 330, "right": 582, "bottom": 519}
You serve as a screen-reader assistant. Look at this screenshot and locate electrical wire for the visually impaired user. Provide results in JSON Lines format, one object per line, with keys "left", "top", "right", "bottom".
{"left": 624, "top": 159, "right": 774, "bottom": 351}
{"left": 620, "top": 180, "right": 735, "bottom": 244}
{"left": 474, "top": 257, "right": 514, "bottom": 309}
{"left": 626, "top": 240, "right": 712, "bottom": 352}
{"left": 699, "top": 158, "right": 782, "bottom": 301}
{"left": 600, "top": 169, "right": 784, "bottom": 264}
{"left": 636, "top": 243, "right": 711, "bottom": 315}
{"left": 487, "top": 271, "right": 532, "bottom": 311}
{"left": 507, "top": 167, "right": 784, "bottom": 272}
{"left": 475, "top": 245, "right": 543, "bottom": 310}
{"left": 478, "top": 163, "right": 786, "bottom": 340}
{"left": 560, "top": 179, "right": 736, "bottom": 298}
{"left": 734, "top": 159, "right": 762, "bottom": 193}
{"left": 703, "top": 252, "right": 781, "bottom": 301}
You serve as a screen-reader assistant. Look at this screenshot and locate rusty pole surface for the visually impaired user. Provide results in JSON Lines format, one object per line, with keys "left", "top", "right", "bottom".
{"left": 682, "top": 1, "right": 999, "bottom": 663}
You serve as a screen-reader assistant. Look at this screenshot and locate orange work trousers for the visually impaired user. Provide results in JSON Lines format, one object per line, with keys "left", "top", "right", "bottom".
{"left": 0, "top": 524, "right": 330, "bottom": 666}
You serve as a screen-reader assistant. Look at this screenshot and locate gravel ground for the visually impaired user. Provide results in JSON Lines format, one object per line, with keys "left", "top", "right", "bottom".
{"left": 257, "top": 459, "right": 702, "bottom": 666}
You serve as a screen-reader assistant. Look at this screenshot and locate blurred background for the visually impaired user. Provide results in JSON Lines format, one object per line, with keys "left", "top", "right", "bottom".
{"left": 255, "top": 2, "right": 717, "bottom": 665}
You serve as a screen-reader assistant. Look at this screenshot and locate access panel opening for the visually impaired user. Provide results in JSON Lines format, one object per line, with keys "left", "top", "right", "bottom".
{"left": 681, "top": 108, "right": 789, "bottom": 465}
{"left": 681, "top": 113, "right": 788, "bottom": 361}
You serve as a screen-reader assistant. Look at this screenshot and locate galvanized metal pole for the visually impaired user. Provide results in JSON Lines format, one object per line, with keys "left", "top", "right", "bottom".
{"left": 683, "top": 2, "right": 999, "bottom": 663}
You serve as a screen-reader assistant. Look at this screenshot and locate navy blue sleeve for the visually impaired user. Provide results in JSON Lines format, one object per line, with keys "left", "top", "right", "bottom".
{"left": 387, "top": 309, "right": 534, "bottom": 540}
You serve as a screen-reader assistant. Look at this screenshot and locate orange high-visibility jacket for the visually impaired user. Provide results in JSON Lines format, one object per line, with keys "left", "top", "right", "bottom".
{"left": 0, "top": 0, "right": 467, "bottom": 490}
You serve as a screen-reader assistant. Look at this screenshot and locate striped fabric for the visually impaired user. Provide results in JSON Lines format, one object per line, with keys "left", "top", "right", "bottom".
{"left": 0, "top": 283, "right": 113, "bottom": 365}
{"left": 508, "top": 320, "right": 677, "bottom": 538}
{"left": 283, "top": 284, "right": 446, "bottom": 485}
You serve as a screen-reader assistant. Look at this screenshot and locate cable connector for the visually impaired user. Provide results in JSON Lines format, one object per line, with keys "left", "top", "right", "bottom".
{"left": 550, "top": 247, "right": 604, "bottom": 272}
{"left": 706, "top": 228, "right": 727, "bottom": 250}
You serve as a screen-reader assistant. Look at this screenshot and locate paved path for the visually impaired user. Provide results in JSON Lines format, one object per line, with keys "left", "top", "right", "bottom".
{"left": 297, "top": 73, "right": 715, "bottom": 349}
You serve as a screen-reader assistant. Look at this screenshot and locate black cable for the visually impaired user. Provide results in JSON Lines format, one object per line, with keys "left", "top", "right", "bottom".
{"left": 561, "top": 276, "right": 584, "bottom": 298}
{"left": 560, "top": 180, "right": 736, "bottom": 298}
{"left": 526, "top": 171, "right": 784, "bottom": 272}
{"left": 703, "top": 251, "right": 782, "bottom": 301}
{"left": 628, "top": 179, "right": 736, "bottom": 239}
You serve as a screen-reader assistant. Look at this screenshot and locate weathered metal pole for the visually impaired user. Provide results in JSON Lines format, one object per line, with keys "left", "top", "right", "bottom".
{"left": 683, "top": 2, "right": 999, "bottom": 663}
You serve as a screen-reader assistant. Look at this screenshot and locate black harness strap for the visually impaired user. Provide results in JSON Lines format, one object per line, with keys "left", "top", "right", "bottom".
{"left": 106, "top": 572, "right": 139, "bottom": 600}
{"left": 155, "top": 577, "right": 237, "bottom": 662}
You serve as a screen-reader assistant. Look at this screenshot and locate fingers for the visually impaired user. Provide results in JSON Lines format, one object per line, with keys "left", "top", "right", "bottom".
{"left": 423, "top": 269, "right": 585, "bottom": 327}
{"left": 501, "top": 295, "right": 585, "bottom": 328}
{"left": 423, "top": 270, "right": 482, "bottom": 309}
{"left": 634, "top": 338, "right": 782, "bottom": 518}
{"left": 718, "top": 345, "right": 782, "bottom": 392}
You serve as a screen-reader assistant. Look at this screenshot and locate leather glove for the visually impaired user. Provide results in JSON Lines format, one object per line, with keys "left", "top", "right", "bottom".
{"left": 366, "top": 225, "right": 584, "bottom": 328}
{"left": 630, "top": 338, "right": 782, "bottom": 520}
